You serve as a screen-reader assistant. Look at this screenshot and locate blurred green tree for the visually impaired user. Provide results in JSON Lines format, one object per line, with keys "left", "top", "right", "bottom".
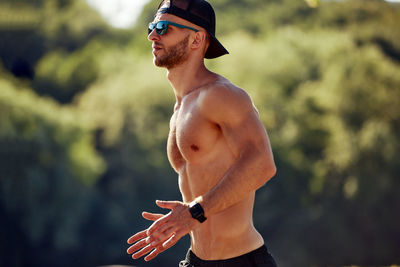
{"left": 0, "top": 70, "right": 105, "bottom": 266}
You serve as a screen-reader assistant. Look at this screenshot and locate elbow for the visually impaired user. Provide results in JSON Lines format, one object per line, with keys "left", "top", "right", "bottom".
{"left": 247, "top": 147, "right": 277, "bottom": 188}
{"left": 264, "top": 162, "right": 277, "bottom": 181}
{"left": 258, "top": 159, "right": 276, "bottom": 187}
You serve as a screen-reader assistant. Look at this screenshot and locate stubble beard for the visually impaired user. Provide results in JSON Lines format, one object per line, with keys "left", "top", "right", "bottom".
{"left": 154, "top": 34, "right": 190, "bottom": 69}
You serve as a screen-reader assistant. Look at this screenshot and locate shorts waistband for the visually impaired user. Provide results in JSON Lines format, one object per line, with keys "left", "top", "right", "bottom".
{"left": 185, "top": 245, "right": 269, "bottom": 267}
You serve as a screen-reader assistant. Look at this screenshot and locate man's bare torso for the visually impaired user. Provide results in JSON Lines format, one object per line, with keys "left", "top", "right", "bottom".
{"left": 167, "top": 75, "right": 264, "bottom": 260}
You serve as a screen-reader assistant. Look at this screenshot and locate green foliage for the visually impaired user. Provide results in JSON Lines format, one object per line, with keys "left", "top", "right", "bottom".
{"left": 76, "top": 52, "right": 174, "bottom": 172}
{"left": 38, "top": 0, "right": 108, "bottom": 50}
{"left": 0, "top": 75, "right": 104, "bottom": 184}
{"left": 1, "top": 0, "right": 400, "bottom": 266}
{"left": 0, "top": 0, "right": 123, "bottom": 83}
{"left": 0, "top": 73, "right": 105, "bottom": 266}
{"left": 33, "top": 40, "right": 102, "bottom": 102}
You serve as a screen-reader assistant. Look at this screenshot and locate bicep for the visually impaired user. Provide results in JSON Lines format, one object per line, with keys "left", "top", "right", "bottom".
{"left": 221, "top": 108, "right": 271, "bottom": 157}
{"left": 201, "top": 86, "right": 271, "bottom": 156}
{"left": 201, "top": 85, "right": 276, "bottom": 189}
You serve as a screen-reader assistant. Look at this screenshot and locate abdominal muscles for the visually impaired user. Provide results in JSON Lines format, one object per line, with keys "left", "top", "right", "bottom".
{"left": 189, "top": 193, "right": 263, "bottom": 260}
{"left": 177, "top": 150, "right": 264, "bottom": 260}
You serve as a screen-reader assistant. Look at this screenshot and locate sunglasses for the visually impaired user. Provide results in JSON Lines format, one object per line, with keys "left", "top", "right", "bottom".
{"left": 148, "top": 20, "right": 199, "bottom": 35}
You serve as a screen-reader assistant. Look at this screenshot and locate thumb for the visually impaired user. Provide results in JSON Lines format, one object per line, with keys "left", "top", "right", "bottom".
{"left": 142, "top": 212, "right": 164, "bottom": 221}
{"left": 156, "top": 200, "right": 180, "bottom": 210}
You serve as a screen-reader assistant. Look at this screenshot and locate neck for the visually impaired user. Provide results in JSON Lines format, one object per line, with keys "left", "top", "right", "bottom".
{"left": 166, "top": 57, "right": 215, "bottom": 103}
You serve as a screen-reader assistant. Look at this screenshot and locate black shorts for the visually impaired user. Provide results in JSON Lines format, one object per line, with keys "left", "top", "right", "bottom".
{"left": 179, "top": 245, "right": 277, "bottom": 267}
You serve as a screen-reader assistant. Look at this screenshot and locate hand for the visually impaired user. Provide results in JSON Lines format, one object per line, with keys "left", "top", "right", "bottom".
{"left": 127, "top": 200, "right": 199, "bottom": 261}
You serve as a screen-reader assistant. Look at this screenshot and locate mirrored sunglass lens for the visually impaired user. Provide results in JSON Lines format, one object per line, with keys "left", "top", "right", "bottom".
{"left": 148, "top": 23, "right": 155, "bottom": 34}
{"left": 155, "top": 22, "right": 167, "bottom": 35}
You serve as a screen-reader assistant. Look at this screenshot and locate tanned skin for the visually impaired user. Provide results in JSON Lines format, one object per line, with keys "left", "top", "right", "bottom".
{"left": 127, "top": 12, "right": 276, "bottom": 262}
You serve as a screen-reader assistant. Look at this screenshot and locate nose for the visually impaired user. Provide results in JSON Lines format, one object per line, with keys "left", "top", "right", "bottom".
{"left": 148, "top": 29, "right": 160, "bottom": 42}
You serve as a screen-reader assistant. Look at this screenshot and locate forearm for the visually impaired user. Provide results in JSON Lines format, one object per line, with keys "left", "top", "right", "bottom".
{"left": 197, "top": 148, "right": 276, "bottom": 218}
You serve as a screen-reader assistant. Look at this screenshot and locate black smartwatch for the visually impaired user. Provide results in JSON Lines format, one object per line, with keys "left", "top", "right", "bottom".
{"left": 189, "top": 201, "right": 207, "bottom": 223}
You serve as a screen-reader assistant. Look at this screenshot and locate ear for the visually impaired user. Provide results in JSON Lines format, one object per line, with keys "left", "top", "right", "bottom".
{"left": 191, "top": 31, "right": 207, "bottom": 49}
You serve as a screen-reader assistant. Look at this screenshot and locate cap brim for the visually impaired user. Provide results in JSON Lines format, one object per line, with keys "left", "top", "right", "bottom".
{"left": 205, "top": 34, "right": 229, "bottom": 59}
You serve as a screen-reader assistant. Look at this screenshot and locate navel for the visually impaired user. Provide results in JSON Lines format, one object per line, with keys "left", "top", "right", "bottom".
{"left": 190, "top": 144, "right": 199, "bottom": 151}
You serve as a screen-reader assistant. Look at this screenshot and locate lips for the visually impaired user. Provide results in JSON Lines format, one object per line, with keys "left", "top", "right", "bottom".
{"left": 152, "top": 43, "right": 163, "bottom": 54}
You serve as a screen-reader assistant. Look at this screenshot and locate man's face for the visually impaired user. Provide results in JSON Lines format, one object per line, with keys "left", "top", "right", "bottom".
{"left": 148, "top": 14, "right": 192, "bottom": 69}
{"left": 153, "top": 31, "right": 190, "bottom": 69}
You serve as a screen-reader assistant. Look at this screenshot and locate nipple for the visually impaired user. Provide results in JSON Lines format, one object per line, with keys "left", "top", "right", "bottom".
{"left": 190, "top": 145, "right": 199, "bottom": 151}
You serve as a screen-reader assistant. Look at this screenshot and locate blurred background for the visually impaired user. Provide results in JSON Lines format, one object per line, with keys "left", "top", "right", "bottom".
{"left": 1, "top": 0, "right": 399, "bottom": 266}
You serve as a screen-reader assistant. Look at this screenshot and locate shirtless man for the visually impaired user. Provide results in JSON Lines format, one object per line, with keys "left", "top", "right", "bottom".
{"left": 127, "top": 0, "right": 277, "bottom": 266}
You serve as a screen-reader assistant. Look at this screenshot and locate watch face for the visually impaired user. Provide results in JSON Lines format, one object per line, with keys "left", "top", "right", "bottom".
{"left": 189, "top": 201, "right": 207, "bottom": 223}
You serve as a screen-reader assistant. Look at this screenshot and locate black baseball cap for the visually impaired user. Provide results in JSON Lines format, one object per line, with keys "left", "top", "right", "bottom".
{"left": 156, "top": 0, "right": 229, "bottom": 59}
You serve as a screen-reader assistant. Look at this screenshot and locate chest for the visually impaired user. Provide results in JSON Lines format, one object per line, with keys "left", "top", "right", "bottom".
{"left": 167, "top": 102, "right": 220, "bottom": 171}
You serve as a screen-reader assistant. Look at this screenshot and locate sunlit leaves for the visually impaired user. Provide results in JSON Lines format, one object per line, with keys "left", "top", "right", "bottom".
{"left": 305, "top": 0, "right": 319, "bottom": 8}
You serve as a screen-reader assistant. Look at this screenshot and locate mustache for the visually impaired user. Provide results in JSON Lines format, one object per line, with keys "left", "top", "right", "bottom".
{"left": 153, "top": 42, "right": 164, "bottom": 48}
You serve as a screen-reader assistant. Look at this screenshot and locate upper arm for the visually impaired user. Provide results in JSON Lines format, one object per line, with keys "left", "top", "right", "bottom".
{"left": 199, "top": 84, "right": 275, "bottom": 167}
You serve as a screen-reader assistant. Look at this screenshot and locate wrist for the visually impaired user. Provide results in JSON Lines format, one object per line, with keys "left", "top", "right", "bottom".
{"left": 188, "top": 200, "right": 207, "bottom": 223}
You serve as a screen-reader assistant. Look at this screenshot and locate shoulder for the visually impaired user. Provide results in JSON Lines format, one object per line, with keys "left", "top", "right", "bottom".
{"left": 198, "top": 77, "right": 255, "bottom": 125}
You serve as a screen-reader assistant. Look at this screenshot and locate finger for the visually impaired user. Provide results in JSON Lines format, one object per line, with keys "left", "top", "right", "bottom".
{"left": 132, "top": 244, "right": 153, "bottom": 260}
{"left": 146, "top": 214, "right": 170, "bottom": 236}
{"left": 155, "top": 200, "right": 180, "bottom": 210}
{"left": 150, "top": 225, "right": 175, "bottom": 246}
{"left": 127, "top": 229, "right": 147, "bottom": 244}
{"left": 142, "top": 212, "right": 164, "bottom": 221}
{"left": 127, "top": 238, "right": 148, "bottom": 254}
{"left": 144, "top": 246, "right": 165, "bottom": 262}
{"left": 162, "top": 232, "right": 183, "bottom": 250}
